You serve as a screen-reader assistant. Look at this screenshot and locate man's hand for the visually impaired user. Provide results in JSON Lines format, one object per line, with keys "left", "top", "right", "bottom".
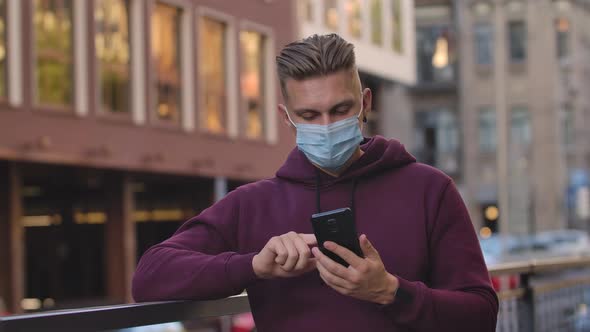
{"left": 253, "top": 232, "right": 317, "bottom": 279}
{"left": 312, "top": 234, "right": 399, "bottom": 305}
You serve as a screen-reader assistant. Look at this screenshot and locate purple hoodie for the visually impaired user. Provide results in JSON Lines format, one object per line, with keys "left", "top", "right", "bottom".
{"left": 133, "top": 136, "right": 498, "bottom": 331}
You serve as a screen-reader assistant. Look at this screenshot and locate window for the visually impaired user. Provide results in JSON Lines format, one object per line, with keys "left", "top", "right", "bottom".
{"left": 413, "top": 109, "right": 459, "bottom": 170}
{"left": 370, "top": 0, "right": 382, "bottom": 45}
{"left": 437, "top": 110, "right": 459, "bottom": 154}
{"left": 479, "top": 107, "right": 497, "bottom": 152}
{"left": 324, "top": 0, "right": 338, "bottom": 30}
{"left": 473, "top": 2, "right": 492, "bottom": 17}
{"left": 555, "top": 18, "right": 570, "bottom": 60}
{"left": 151, "top": 2, "right": 182, "bottom": 123}
{"left": 510, "top": 107, "right": 531, "bottom": 148}
{"left": 508, "top": 21, "right": 526, "bottom": 62}
{"left": 392, "top": 0, "right": 403, "bottom": 53}
{"left": 303, "top": 0, "right": 314, "bottom": 22}
{"left": 240, "top": 31, "right": 265, "bottom": 140}
{"left": 416, "top": 26, "right": 455, "bottom": 83}
{"left": 347, "top": 0, "right": 362, "bottom": 38}
{"left": 474, "top": 23, "right": 493, "bottom": 65}
{"left": 0, "top": 0, "right": 6, "bottom": 98}
{"left": 34, "top": 0, "right": 74, "bottom": 107}
{"left": 199, "top": 17, "right": 226, "bottom": 134}
{"left": 95, "top": 0, "right": 131, "bottom": 114}
{"left": 562, "top": 106, "right": 574, "bottom": 148}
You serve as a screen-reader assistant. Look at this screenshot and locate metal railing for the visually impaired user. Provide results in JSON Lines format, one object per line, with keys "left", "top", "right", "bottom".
{"left": 0, "top": 294, "right": 250, "bottom": 332}
{"left": 3, "top": 256, "right": 590, "bottom": 332}
{"left": 490, "top": 256, "right": 590, "bottom": 332}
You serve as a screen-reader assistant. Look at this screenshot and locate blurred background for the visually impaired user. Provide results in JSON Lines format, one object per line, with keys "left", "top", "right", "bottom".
{"left": 1, "top": 0, "right": 590, "bottom": 331}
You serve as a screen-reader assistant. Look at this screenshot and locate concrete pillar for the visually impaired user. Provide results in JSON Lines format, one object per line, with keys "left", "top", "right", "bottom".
{"left": 0, "top": 162, "right": 24, "bottom": 313}
{"left": 527, "top": 0, "right": 565, "bottom": 231}
{"left": 105, "top": 173, "right": 136, "bottom": 303}
{"left": 492, "top": 0, "right": 511, "bottom": 234}
{"left": 379, "top": 82, "right": 413, "bottom": 147}
{"left": 456, "top": 0, "right": 484, "bottom": 228}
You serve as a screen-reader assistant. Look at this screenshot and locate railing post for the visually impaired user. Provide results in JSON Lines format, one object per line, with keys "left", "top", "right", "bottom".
{"left": 105, "top": 173, "right": 136, "bottom": 303}
{"left": 520, "top": 273, "right": 536, "bottom": 332}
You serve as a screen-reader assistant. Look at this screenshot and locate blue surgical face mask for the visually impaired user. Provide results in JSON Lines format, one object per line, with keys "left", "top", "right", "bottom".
{"left": 284, "top": 103, "right": 364, "bottom": 171}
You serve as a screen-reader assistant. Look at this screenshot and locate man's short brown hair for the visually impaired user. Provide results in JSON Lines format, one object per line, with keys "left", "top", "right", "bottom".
{"left": 276, "top": 34, "right": 356, "bottom": 101}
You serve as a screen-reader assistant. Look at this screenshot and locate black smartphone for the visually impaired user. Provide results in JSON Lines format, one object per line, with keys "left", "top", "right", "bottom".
{"left": 310, "top": 208, "right": 363, "bottom": 267}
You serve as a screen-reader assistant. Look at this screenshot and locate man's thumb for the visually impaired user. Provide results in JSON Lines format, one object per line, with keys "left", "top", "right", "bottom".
{"left": 360, "top": 234, "right": 379, "bottom": 259}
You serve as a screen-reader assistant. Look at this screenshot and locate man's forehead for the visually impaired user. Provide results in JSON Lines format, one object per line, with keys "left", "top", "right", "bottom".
{"left": 285, "top": 70, "right": 360, "bottom": 109}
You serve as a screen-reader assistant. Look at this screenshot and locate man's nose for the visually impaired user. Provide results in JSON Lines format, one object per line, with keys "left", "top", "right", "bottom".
{"left": 319, "top": 113, "right": 332, "bottom": 126}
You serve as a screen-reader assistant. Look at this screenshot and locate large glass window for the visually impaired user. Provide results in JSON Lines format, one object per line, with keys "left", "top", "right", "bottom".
{"left": 479, "top": 107, "right": 497, "bottom": 152}
{"left": 151, "top": 2, "right": 181, "bottom": 123}
{"left": 416, "top": 26, "right": 455, "bottom": 83}
{"left": 240, "top": 31, "right": 265, "bottom": 140}
{"left": 508, "top": 21, "right": 526, "bottom": 62}
{"left": 324, "top": 0, "right": 338, "bottom": 30}
{"left": 474, "top": 23, "right": 493, "bottom": 65}
{"left": 199, "top": 17, "right": 226, "bottom": 134}
{"left": 347, "top": 0, "right": 362, "bottom": 38}
{"left": 0, "top": 0, "right": 6, "bottom": 98}
{"left": 510, "top": 107, "right": 531, "bottom": 148}
{"left": 95, "top": 0, "right": 130, "bottom": 114}
{"left": 392, "top": 0, "right": 403, "bottom": 53}
{"left": 555, "top": 18, "right": 570, "bottom": 60}
{"left": 34, "top": 0, "right": 74, "bottom": 107}
{"left": 371, "top": 0, "right": 382, "bottom": 45}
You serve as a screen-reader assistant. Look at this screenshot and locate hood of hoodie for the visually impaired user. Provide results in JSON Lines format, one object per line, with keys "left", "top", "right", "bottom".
{"left": 276, "top": 135, "right": 416, "bottom": 186}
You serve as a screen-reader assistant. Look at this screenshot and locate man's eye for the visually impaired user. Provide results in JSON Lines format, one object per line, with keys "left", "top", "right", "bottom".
{"left": 301, "top": 114, "right": 316, "bottom": 120}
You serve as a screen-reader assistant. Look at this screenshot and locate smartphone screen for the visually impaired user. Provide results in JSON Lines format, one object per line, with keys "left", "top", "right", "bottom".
{"left": 310, "top": 208, "right": 363, "bottom": 266}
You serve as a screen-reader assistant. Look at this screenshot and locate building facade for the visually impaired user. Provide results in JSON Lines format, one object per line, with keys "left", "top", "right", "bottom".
{"left": 413, "top": 0, "right": 590, "bottom": 236}
{"left": 0, "top": 0, "right": 298, "bottom": 313}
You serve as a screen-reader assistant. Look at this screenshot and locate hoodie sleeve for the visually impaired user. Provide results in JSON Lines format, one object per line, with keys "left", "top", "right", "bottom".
{"left": 381, "top": 180, "right": 499, "bottom": 331}
{"left": 132, "top": 189, "right": 258, "bottom": 302}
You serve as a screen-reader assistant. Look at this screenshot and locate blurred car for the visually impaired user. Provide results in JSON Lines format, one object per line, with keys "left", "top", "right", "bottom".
{"left": 534, "top": 229, "right": 590, "bottom": 256}
{"left": 480, "top": 229, "right": 590, "bottom": 267}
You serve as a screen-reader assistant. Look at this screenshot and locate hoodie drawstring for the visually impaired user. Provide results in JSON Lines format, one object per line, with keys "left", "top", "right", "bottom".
{"left": 315, "top": 169, "right": 358, "bottom": 215}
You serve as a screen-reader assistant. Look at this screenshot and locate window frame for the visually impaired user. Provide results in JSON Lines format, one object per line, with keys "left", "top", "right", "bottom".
{"left": 92, "top": 0, "right": 134, "bottom": 123}
{"left": 347, "top": 0, "right": 363, "bottom": 39}
{"left": 473, "top": 21, "right": 494, "bottom": 67}
{"left": 146, "top": 0, "right": 193, "bottom": 131}
{"left": 507, "top": 20, "right": 527, "bottom": 63}
{"left": 478, "top": 107, "right": 497, "bottom": 153}
{"left": 195, "top": 6, "right": 235, "bottom": 137}
{"left": 323, "top": 0, "right": 339, "bottom": 30}
{"left": 370, "top": 0, "right": 383, "bottom": 46}
{"left": 555, "top": 17, "right": 570, "bottom": 61}
{"left": 29, "top": 0, "right": 79, "bottom": 114}
{"left": 238, "top": 20, "right": 276, "bottom": 144}
{"left": 509, "top": 105, "right": 532, "bottom": 151}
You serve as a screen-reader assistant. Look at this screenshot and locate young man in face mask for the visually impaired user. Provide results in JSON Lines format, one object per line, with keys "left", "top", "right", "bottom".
{"left": 133, "top": 34, "right": 498, "bottom": 331}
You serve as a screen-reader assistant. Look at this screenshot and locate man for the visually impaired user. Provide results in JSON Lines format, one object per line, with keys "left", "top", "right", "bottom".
{"left": 133, "top": 34, "right": 498, "bottom": 331}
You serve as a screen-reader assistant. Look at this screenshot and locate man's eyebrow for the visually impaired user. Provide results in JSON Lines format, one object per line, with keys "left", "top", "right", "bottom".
{"left": 293, "top": 99, "right": 355, "bottom": 115}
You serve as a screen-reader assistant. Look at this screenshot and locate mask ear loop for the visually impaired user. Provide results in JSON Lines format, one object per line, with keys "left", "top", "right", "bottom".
{"left": 282, "top": 106, "right": 298, "bottom": 128}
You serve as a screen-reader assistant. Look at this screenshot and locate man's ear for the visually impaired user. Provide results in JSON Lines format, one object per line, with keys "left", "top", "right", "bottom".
{"left": 278, "top": 104, "right": 293, "bottom": 128}
{"left": 361, "top": 88, "right": 373, "bottom": 121}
